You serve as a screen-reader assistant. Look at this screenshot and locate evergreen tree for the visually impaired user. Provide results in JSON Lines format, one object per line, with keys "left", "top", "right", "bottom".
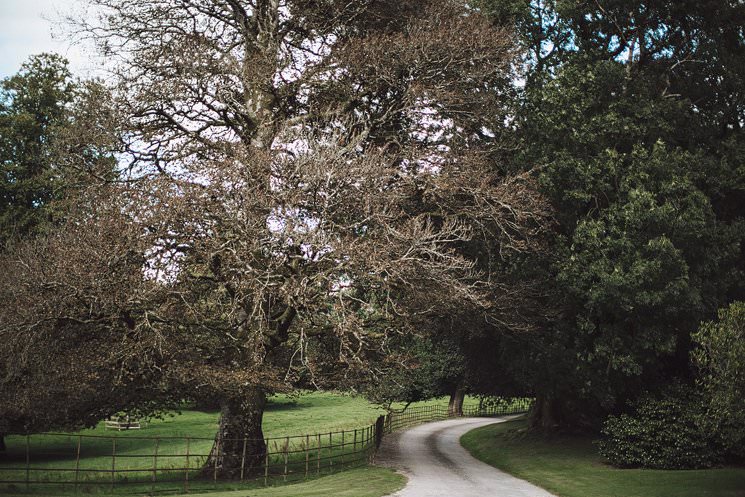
{"left": 479, "top": 0, "right": 745, "bottom": 428}
{"left": 0, "top": 54, "right": 75, "bottom": 245}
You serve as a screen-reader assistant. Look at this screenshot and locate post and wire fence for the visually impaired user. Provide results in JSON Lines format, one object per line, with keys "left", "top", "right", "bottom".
{"left": 0, "top": 397, "right": 532, "bottom": 494}
{"left": 0, "top": 425, "right": 378, "bottom": 493}
{"left": 383, "top": 397, "right": 533, "bottom": 434}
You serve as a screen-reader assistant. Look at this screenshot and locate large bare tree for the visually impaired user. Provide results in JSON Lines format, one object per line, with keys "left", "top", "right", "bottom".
{"left": 1, "top": 0, "right": 551, "bottom": 477}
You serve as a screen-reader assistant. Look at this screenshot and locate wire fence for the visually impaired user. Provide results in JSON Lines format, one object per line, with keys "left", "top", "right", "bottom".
{"left": 0, "top": 397, "right": 532, "bottom": 494}
{"left": 0, "top": 426, "right": 377, "bottom": 493}
{"left": 383, "top": 397, "right": 533, "bottom": 434}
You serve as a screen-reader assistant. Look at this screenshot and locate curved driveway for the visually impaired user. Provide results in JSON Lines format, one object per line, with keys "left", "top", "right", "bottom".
{"left": 377, "top": 417, "right": 556, "bottom": 497}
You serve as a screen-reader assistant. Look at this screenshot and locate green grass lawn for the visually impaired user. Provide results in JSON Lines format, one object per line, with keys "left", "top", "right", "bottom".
{"left": 390, "top": 395, "right": 482, "bottom": 410}
{"left": 1, "top": 467, "right": 406, "bottom": 497}
{"left": 73, "top": 391, "right": 387, "bottom": 439}
{"left": 168, "top": 467, "right": 405, "bottom": 497}
{"left": 461, "top": 418, "right": 745, "bottom": 497}
{"left": 0, "top": 391, "right": 390, "bottom": 495}
{"left": 0, "top": 392, "right": 494, "bottom": 495}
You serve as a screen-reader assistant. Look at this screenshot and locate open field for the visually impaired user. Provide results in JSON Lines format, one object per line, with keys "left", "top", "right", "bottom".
{"left": 390, "top": 395, "right": 482, "bottom": 411}
{"left": 0, "top": 392, "right": 389, "bottom": 495}
{"left": 0, "top": 392, "right": 495, "bottom": 495}
{"left": 461, "top": 419, "right": 745, "bottom": 497}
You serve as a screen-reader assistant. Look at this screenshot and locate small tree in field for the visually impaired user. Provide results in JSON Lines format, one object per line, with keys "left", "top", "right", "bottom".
{"left": 2, "top": 0, "right": 551, "bottom": 477}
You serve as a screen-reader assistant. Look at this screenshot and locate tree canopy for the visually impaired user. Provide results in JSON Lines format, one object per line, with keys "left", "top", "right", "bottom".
{"left": 0, "top": 54, "right": 75, "bottom": 244}
{"left": 1, "top": 0, "right": 551, "bottom": 477}
{"left": 2, "top": 0, "right": 745, "bottom": 472}
{"left": 476, "top": 0, "right": 745, "bottom": 428}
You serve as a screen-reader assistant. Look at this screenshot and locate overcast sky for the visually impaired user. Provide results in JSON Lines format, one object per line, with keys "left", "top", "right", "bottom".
{"left": 0, "top": 0, "right": 96, "bottom": 79}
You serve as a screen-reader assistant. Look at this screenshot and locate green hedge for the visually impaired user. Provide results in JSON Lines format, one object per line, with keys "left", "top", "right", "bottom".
{"left": 598, "top": 386, "right": 721, "bottom": 469}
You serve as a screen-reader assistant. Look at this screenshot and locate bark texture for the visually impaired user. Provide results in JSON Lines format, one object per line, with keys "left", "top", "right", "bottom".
{"left": 529, "top": 395, "right": 565, "bottom": 430}
{"left": 205, "top": 389, "right": 267, "bottom": 479}
{"left": 0, "top": 0, "right": 552, "bottom": 468}
{"left": 448, "top": 385, "right": 465, "bottom": 416}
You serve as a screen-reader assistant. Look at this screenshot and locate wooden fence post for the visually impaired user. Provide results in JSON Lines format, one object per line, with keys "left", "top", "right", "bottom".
{"left": 328, "top": 432, "right": 333, "bottom": 472}
{"left": 240, "top": 437, "right": 247, "bottom": 483}
{"left": 264, "top": 439, "right": 269, "bottom": 486}
{"left": 316, "top": 433, "right": 321, "bottom": 475}
{"left": 74, "top": 435, "right": 82, "bottom": 492}
{"left": 111, "top": 438, "right": 116, "bottom": 490}
{"left": 152, "top": 437, "right": 160, "bottom": 493}
{"left": 283, "top": 436, "right": 289, "bottom": 482}
{"left": 375, "top": 416, "right": 385, "bottom": 448}
{"left": 25, "top": 435, "right": 30, "bottom": 491}
{"left": 185, "top": 437, "right": 190, "bottom": 493}
{"left": 304, "top": 434, "right": 309, "bottom": 479}
{"left": 341, "top": 431, "right": 345, "bottom": 467}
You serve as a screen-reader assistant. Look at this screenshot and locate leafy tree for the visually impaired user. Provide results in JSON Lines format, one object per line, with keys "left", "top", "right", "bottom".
{"left": 477, "top": 0, "right": 745, "bottom": 428}
{"left": 368, "top": 333, "right": 467, "bottom": 411}
{"left": 693, "top": 301, "right": 745, "bottom": 458}
{"left": 1, "top": 0, "right": 551, "bottom": 477}
{"left": 0, "top": 55, "right": 120, "bottom": 452}
{"left": 368, "top": 222, "right": 555, "bottom": 414}
{"left": 0, "top": 54, "right": 75, "bottom": 245}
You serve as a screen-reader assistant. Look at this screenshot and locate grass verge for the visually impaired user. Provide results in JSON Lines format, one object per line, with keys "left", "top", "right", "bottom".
{"left": 171, "top": 467, "right": 405, "bottom": 497}
{"left": 1, "top": 467, "right": 406, "bottom": 497}
{"left": 460, "top": 418, "right": 745, "bottom": 497}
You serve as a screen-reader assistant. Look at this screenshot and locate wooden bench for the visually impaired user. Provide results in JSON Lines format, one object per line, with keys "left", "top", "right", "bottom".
{"left": 105, "top": 416, "right": 145, "bottom": 431}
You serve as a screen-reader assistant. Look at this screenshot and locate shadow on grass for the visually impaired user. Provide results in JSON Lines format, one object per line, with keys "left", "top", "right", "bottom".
{"left": 265, "top": 400, "right": 302, "bottom": 412}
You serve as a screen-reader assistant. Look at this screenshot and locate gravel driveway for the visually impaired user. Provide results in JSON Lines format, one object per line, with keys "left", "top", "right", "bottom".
{"left": 376, "top": 416, "right": 557, "bottom": 497}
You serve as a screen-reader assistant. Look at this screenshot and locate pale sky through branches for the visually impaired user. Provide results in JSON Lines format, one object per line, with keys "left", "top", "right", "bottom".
{"left": 0, "top": 0, "right": 93, "bottom": 78}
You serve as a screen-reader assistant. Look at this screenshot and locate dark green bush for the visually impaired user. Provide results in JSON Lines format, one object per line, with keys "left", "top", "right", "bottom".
{"left": 598, "top": 386, "right": 721, "bottom": 469}
{"left": 692, "top": 301, "right": 745, "bottom": 459}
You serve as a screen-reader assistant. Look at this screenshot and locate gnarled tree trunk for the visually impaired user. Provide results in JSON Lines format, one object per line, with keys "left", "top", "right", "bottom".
{"left": 448, "top": 384, "right": 465, "bottom": 417}
{"left": 204, "top": 389, "right": 267, "bottom": 479}
{"left": 0, "top": 435, "right": 5, "bottom": 452}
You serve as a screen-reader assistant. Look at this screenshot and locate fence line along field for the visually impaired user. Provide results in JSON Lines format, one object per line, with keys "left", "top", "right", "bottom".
{"left": 1, "top": 421, "right": 379, "bottom": 491}
{"left": 0, "top": 393, "right": 532, "bottom": 495}
{"left": 0, "top": 392, "right": 386, "bottom": 494}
